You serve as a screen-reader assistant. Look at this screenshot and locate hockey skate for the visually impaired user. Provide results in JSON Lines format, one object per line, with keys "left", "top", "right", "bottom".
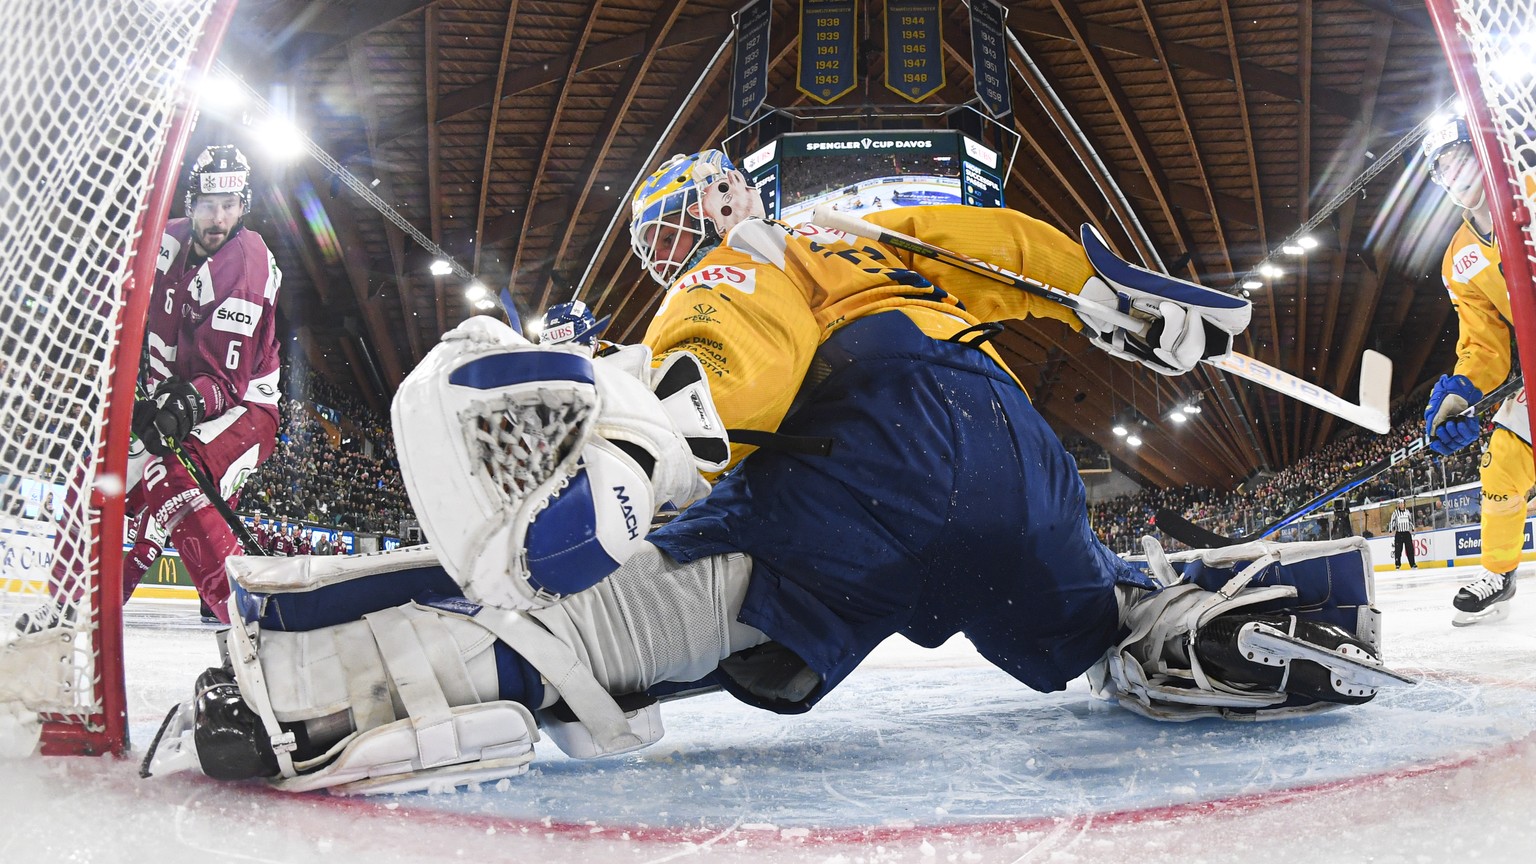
{"left": 1194, "top": 612, "right": 1411, "bottom": 705}
{"left": 13, "top": 602, "right": 74, "bottom": 636}
{"left": 1452, "top": 568, "right": 1517, "bottom": 627}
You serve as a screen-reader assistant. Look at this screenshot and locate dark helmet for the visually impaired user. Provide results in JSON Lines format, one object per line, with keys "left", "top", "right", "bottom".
{"left": 185, "top": 144, "right": 253, "bottom": 217}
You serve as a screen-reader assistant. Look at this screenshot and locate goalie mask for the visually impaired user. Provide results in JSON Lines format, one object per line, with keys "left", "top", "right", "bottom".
{"left": 185, "top": 144, "right": 253, "bottom": 217}
{"left": 629, "top": 149, "right": 765, "bottom": 285}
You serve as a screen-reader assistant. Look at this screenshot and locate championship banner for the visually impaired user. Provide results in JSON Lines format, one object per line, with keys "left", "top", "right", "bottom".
{"left": 884, "top": 0, "right": 942, "bottom": 102}
{"left": 969, "top": 0, "right": 1011, "bottom": 119}
{"left": 730, "top": 0, "right": 772, "bottom": 123}
{"left": 798, "top": 0, "right": 857, "bottom": 105}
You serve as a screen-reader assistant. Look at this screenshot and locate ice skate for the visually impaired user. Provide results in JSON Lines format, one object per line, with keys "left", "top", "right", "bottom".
{"left": 13, "top": 602, "right": 74, "bottom": 636}
{"left": 1452, "top": 567, "right": 1517, "bottom": 626}
{"left": 1193, "top": 612, "right": 1411, "bottom": 705}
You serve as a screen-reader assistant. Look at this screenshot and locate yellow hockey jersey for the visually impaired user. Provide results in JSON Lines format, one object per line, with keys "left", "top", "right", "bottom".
{"left": 640, "top": 205, "right": 1096, "bottom": 470}
{"left": 1441, "top": 217, "right": 1513, "bottom": 395}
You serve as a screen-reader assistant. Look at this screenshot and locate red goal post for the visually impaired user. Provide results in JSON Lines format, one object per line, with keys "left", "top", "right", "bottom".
{"left": 0, "top": 0, "right": 238, "bottom": 756}
{"left": 1427, "top": 0, "right": 1536, "bottom": 440}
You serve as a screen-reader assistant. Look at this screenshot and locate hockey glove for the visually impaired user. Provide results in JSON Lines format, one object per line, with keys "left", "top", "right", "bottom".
{"left": 138, "top": 377, "right": 205, "bottom": 456}
{"left": 1425, "top": 373, "right": 1483, "bottom": 455}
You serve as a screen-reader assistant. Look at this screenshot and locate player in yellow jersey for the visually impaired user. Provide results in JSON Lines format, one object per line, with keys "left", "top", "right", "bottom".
{"left": 1422, "top": 116, "right": 1525, "bottom": 625}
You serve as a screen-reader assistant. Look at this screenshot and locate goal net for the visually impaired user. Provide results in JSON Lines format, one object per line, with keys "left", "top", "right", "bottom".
{"left": 0, "top": 0, "right": 235, "bottom": 756}
{"left": 1428, "top": 0, "right": 1536, "bottom": 430}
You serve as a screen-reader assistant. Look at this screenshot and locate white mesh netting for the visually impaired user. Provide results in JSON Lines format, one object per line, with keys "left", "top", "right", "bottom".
{"left": 1448, "top": 1, "right": 1536, "bottom": 283}
{"left": 0, "top": 0, "right": 220, "bottom": 750}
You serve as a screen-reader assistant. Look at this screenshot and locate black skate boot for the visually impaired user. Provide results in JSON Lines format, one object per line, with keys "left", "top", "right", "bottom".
{"left": 1452, "top": 568, "right": 1517, "bottom": 627}
{"left": 14, "top": 602, "right": 75, "bottom": 636}
{"left": 1193, "top": 612, "right": 1403, "bottom": 706}
{"left": 190, "top": 666, "right": 280, "bottom": 780}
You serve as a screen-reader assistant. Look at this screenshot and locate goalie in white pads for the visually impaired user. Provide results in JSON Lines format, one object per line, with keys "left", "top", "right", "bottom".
{"left": 144, "top": 150, "right": 1408, "bottom": 793}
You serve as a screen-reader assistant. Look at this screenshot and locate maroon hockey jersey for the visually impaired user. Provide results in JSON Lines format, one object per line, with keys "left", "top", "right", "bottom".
{"left": 144, "top": 219, "right": 282, "bottom": 425}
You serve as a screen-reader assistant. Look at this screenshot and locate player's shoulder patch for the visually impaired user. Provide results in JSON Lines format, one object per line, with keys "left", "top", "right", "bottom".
{"left": 158, "top": 232, "right": 181, "bottom": 274}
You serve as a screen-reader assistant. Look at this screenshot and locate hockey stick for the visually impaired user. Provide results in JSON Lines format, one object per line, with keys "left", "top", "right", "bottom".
{"left": 811, "top": 207, "right": 1393, "bottom": 434}
{"left": 1154, "top": 375, "right": 1524, "bottom": 548}
{"left": 135, "top": 385, "right": 266, "bottom": 557}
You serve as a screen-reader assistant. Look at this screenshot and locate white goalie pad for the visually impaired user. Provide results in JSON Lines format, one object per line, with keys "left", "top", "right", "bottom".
{"left": 392, "top": 316, "right": 720, "bottom": 610}
{"left": 0, "top": 628, "right": 75, "bottom": 757}
{"left": 1089, "top": 536, "right": 1384, "bottom": 721}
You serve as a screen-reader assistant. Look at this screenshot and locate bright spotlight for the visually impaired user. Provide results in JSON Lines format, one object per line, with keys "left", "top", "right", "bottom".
{"left": 1298, "top": 236, "right": 1319, "bottom": 249}
{"left": 429, "top": 259, "right": 452, "bottom": 276}
{"left": 466, "top": 280, "right": 489, "bottom": 301}
{"left": 1242, "top": 279, "right": 1263, "bottom": 290}
{"left": 1169, "top": 410, "right": 1187, "bottom": 423}
{"left": 1126, "top": 433, "right": 1143, "bottom": 447}
{"left": 1282, "top": 244, "right": 1304, "bottom": 255}
{"left": 258, "top": 118, "right": 307, "bottom": 163}
{"left": 1113, "top": 424, "right": 1128, "bottom": 437}
{"left": 1259, "top": 263, "right": 1283, "bottom": 278}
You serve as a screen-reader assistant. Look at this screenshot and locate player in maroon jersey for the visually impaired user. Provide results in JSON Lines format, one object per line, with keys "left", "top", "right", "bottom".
{"left": 16, "top": 145, "right": 282, "bottom": 632}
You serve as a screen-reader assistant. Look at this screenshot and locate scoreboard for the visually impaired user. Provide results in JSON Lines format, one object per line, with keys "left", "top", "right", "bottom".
{"left": 739, "top": 129, "right": 1006, "bottom": 225}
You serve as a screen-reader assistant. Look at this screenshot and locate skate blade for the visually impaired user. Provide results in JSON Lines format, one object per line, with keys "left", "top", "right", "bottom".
{"left": 1452, "top": 602, "right": 1510, "bottom": 627}
{"left": 1242, "top": 624, "right": 1417, "bottom": 688}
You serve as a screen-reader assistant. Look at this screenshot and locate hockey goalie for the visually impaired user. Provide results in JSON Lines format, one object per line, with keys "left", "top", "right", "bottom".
{"left": 143, "top": 150, "right": 1412, "bottom": 794}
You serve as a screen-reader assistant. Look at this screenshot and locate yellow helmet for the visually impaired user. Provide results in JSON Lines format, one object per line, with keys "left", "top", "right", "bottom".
{"left": 629, "top": 150, "right": 738, "bottom": 285}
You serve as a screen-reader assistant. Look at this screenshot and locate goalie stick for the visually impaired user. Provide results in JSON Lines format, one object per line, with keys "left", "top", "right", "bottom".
{"left": 811, "top": 207, "right": 1393, "bottom": 435}
{"left": 1154, "top": 375, "right": 1524, "bottom": 548}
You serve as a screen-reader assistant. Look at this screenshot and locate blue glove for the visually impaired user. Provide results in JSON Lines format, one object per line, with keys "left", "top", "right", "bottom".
{"left": 1425, "top": 374, "right": 1482, "bottom": 455}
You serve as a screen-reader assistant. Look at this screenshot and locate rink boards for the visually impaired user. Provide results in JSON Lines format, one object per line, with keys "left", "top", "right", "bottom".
{"left": 1363, "top": 516, "right": 1536, "bottom": 571}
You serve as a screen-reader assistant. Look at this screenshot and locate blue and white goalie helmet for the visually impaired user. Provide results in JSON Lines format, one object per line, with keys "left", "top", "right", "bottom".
{"left": 629, "top": 149, "right": 765, "bottom": 285}
{"left": 538, "top": 300, "right": 610, "bottom": 348}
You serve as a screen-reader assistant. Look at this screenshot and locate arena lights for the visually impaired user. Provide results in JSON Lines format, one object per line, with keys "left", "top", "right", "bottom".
{"left": 466, "top": 280, "right": 489, "bottom": 302}
{"left": 429, "top": 259, "right": 453, "bottom": 276}
{"left": 257, "top": 117, "right": 307, "bottom": 163}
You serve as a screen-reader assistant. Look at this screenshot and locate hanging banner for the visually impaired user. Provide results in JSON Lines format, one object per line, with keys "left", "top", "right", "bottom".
{"left": 884, "top": 0, "right": 943, "bottom": 102}
{"left": 798, "top": 0, "right": 857, "bottom": 105}
{"left": 730, "top": 0, "right": 773, "bottom": 123}
{"left": 969, "top": 0, "right": 1011, "bottom": 119}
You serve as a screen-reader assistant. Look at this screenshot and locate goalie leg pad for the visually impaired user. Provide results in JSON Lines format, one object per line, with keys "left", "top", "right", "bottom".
{"left": 1089, "top": 536, "right": 1408, "bottom": 720}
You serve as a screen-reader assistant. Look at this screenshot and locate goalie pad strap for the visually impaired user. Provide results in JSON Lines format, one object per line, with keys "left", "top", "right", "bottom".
{"left": 471, "top": 606, "right": 645, "bottom": 756}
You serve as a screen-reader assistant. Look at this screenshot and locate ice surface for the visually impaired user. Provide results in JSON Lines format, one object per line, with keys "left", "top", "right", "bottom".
{"left": 3, "top": 564, "right": 1535, "bottom": 863}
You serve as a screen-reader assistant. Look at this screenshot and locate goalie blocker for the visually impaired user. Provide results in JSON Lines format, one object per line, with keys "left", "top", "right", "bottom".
{"left": 140, "top": 537, "right": 1410, "bottom": 793}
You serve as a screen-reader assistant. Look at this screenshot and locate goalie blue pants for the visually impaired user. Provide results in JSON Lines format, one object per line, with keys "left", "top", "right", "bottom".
{"left": 649, "top": 311, "right": 1158, "bottom": 712}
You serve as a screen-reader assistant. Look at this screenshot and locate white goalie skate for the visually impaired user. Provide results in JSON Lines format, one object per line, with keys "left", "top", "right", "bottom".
{"left": 1452, "top": 567, "right": 1518, "bottom": 627}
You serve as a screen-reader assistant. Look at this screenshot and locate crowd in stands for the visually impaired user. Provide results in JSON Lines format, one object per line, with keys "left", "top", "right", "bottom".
{"left": 237, "top": 367, "right": 412, "bottom": 536}
{"left": 233, "top": 357, "right": 1496, "bottom": 559}
{"left": 1085, "top": 400, "right": 1486, "bottom": 555}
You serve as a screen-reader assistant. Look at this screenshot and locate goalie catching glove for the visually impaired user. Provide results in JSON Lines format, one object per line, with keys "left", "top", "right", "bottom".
{"left": 1074, "top": 225, "right": 1251, "bottom": 376}
{"left": 391, "top": 316, "right": 728, "bottom": 611}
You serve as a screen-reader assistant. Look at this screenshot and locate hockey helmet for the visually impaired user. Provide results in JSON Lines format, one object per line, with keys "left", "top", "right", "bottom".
{"left": 629, "top": 149, "right": 763, "bottom": 285}
{"left": 185, "top": 144, "right": 253, "bottom": 217}
{"left": 538, "top": 299, "right": 611, "bottom": 347}
{"left": 1422, "top": 116, "right": 1476, "bottom": 187}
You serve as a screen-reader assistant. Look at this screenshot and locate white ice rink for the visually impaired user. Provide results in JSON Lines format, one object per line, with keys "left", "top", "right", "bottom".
{"left": 4, "top": 561, "right": 1535, "bottom": 863}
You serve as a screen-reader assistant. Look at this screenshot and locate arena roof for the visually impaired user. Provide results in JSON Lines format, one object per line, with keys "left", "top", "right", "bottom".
{"left": 220, "top": 0, "right": 1464, "bottom": 489}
